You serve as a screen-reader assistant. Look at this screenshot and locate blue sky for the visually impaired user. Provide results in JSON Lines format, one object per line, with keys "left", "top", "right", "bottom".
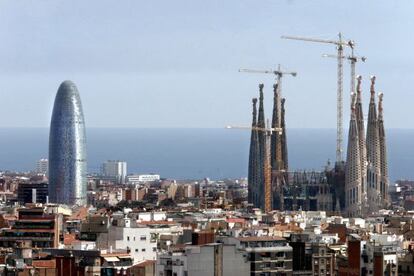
{"left": 0, "top": 0, "right": 412, "bottom": 128}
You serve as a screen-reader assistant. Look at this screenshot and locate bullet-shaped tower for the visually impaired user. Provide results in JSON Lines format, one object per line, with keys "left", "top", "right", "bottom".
{"left": 49, "top": 81, "right": 87, "bottom": 205}
{"left": 248, "top": 98, "right": 259, "bottom": 205}
{"left": 378, "top": 92, "right": 389, "bottom": 206}
{"left": 345, "top": 93, "right": 362, "bottom": 217}
{"left": 366, "top": 76, "right": 382, "bottom": 212}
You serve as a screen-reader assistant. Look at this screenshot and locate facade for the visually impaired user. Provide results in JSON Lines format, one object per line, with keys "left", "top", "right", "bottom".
{"left": 49, "top": 80, "right": 87, "bottom": 205}
{"left": 344, "top": 76, "right": 389, "bottom": 217}
{"left": 156, "top": 243, "right": 249, "bottom": 276}
{"left": 17, "top": 182, "right": 48, "bottom": 204}
{"left": 106, "top": 218, "right": 157, "bottom": 264}
{"left": 36, "top": 158, "right": 49, "bottom": 175}
{"left": 102, "top": 160, "right": 127, "bottom": 184}
{"left": 0, "top": 207, "right": 61, "bottom": 248}
{"left": 228, "top": 236, "right": 293, "bottom": 276}
{"left": 345, "top": 93, "right": 363, "bottom": 217}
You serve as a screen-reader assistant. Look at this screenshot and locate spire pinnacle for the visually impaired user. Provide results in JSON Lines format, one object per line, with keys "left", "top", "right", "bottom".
{"left": 378, "top": 92, "right": 384, "bottom": 119}
{"left": 370, "top": 75, "right": 376, "bottom": 101}
{"left": 351, "top": 92, "right": 357, "bottom": 118}
{"left": 356, "top": 75, "right": 362, "bottom": 102}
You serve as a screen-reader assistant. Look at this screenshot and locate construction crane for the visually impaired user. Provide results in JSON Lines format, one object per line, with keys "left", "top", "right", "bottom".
{"left": 239, "top": 64, "right": 296, "bottom": 127}
{"left": 239, "top": 64, "right": 297, "bottom": 96}
{"left": 226, "top": 124, "right": 282, "bottom": 213}
{"left": 281, "top": 33, "right": 355, "bottom": 163}
{"left": 322, "top": 51, "right": 366, "bottom": 95}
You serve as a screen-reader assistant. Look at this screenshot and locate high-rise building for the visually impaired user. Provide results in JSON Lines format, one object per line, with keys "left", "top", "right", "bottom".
{"left": 49, "top": 80, "right": 87, "bottom": 206}
{"left": 102, "top": 160, "right": 127, "bottom": 184}
{"left": 36, "top": 158, "right": 49, "bottom": 175}
{"left": 17, "top": 182, "right": 48, "bottom": 204}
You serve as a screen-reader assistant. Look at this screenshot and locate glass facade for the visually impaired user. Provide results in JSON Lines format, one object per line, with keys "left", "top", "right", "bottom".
{"left": 49, "top": 80, "right": 87, "bottom": 205}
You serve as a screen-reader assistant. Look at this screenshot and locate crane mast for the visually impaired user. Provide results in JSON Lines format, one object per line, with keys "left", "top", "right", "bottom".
{"left": 281, "top": 33, "right": 354, "bottom": 163}
{"left": 337, "top": 34, "right": 344, "bottom": 163}
{"left": 322, "top": 52, "right": 367, "bottom": 95}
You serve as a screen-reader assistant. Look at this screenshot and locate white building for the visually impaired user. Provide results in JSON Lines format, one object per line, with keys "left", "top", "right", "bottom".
{"left": 127, "top": 174, "right": 160, "bottom": 184}
{"left": 102, "top": 160, "right": 127, "bottom": 184}
{"left": 36, "top": 158, "right": 48, "bottom": 175}
{"left": 107, "top": 218, "right": 157, "bottom": 264}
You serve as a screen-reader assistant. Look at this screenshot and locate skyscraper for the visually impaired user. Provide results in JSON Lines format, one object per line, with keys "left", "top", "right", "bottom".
{"left": 49, "top": 80, "right": 87, "bottom": 205}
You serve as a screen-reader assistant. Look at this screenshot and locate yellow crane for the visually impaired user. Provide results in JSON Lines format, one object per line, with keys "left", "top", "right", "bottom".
{"left": 226, "top": 124, "right": 282, "bottom": 213}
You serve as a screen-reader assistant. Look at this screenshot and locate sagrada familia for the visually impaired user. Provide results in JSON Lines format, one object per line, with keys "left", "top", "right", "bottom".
{"left": 247, "top": 76, "right": 389, "bottom": 217}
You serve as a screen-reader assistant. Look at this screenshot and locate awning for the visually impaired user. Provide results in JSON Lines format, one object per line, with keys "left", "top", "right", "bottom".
{"left": 104, "top": 257, "right": 119, "bottom": 262}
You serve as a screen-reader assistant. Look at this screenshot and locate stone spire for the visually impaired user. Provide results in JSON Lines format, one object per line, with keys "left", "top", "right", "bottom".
{"left": 257, "top": 84, "right": 266, "bottom": 209}
{"left": 270, "top": 83, "right": 285, "bottom": 211}
{"left": 271, "top": 83, "right": 283, "bottom": 171}
{"left": 355, "top": 76, "right": 367, "bottom": 206}
{"left": 248, "top": 98, "right": 259, "bottom": 205}
{"left": 281, "top": 98, "right": 288, "bottom": 172}
{"left": 378, "top": 92, "right": 389, "bottom": 205}
{"left": 345, "top": 93, "right": 362, "bottom": 217}
{"left": 366, "top": 76, "right": 381, "bottom": 212}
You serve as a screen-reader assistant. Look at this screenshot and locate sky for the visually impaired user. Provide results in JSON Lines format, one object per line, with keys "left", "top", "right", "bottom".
{"left": 0, "top": 0, "right": 412, "bottom": 128}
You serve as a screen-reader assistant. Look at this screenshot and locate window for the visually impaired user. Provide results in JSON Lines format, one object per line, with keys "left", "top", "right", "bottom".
{"left": 153, "top": 247, "right": 157, "bottom": 252}
{"left": 135, "top": 249, "right": 138, "bottom": 252}
{"left": 127, "top": 236, "right": 130, "bottom": 241}
{"left": 142, "top": 248, "right": 146, "bottom": 252}
{"left": 140, "top": 236, "right": 147, "bottom": 241}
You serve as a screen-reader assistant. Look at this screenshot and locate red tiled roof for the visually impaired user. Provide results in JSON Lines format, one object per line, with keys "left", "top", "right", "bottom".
{"left": 32, "top": 259, "right": 56, "bottom": 268}
{"left": 63, "top": 233, "right": 77, "bottom": 245}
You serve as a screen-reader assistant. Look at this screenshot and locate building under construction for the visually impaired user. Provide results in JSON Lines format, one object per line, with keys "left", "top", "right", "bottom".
{"left": 247, "top": 76, "right": 389, "bottom": 216}
{"left": 344, "top": 76, "right": 389, "bottom": 217}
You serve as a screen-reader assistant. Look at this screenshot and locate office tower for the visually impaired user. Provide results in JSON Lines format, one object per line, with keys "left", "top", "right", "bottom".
{"left": 102, "top": 160, "right": 128, "bottom": 184}
{"left": 49, "top": 80, "right": 87, "bottom": 205}
{"left": 17, "top": 182, "right": 48, "bottom": 204}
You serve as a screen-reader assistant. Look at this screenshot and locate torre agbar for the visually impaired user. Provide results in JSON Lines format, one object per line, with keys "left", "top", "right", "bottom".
{"left": 48, "top": 80, "right": 87, "bottom": 205}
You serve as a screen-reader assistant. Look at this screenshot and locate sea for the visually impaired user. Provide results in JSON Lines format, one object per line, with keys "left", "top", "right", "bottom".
{"left": 0, "top": 128, "right": 412, "bottom": 182}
